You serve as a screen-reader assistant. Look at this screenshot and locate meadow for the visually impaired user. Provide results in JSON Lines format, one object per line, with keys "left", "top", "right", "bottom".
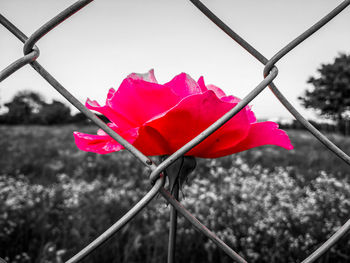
{"left": 0, "top": 124, "right": 349, "bottom": 263}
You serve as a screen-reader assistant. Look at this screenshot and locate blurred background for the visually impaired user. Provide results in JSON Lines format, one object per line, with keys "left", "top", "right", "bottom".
{"left": 0, "top": 0, "right": 350, "bottom": 262}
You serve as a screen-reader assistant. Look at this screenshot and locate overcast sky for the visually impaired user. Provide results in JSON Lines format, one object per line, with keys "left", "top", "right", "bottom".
{"left": 1, "top": 0, "right": 350, "bottom": 120}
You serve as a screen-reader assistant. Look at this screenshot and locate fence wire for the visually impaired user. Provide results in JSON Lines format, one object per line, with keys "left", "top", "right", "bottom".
{"left": 1, "top": 0, "right": 350, "bottom": 262}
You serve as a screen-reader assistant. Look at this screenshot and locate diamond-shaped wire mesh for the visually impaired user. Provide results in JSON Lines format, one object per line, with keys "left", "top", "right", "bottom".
{"left": 1, "top": 0, "right": 350, "bottom": 262}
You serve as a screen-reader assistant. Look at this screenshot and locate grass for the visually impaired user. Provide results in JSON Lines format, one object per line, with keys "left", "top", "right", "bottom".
{"left": 0, "top": 124, "right": 349, "bottom": 263}
{"left": 237, "top": 129, "right": 350, "bottom": 182}
{"left": 1, "top": 124, "right": 349, "bottom": 184}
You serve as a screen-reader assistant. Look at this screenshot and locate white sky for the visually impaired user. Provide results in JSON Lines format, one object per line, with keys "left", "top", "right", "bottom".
{"left": 1, "top": 0, "right": 349, "bottom": 120}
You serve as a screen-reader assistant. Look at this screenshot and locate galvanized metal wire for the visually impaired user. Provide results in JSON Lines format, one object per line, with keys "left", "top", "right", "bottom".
{"left": 0, "top": 1, "right": 349, "bottom": 262}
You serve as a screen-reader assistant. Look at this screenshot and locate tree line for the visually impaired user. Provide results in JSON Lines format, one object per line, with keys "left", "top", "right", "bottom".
{"left": 0, "top": 91, "right": 107, "bottom": 125}
{"left": 0, "top": 53, "right": 349, "bottom": 129}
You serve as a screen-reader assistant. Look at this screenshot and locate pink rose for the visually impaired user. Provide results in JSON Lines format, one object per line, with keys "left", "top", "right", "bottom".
{"left": 74, "top": 70, "right": 293, "bottom": 158}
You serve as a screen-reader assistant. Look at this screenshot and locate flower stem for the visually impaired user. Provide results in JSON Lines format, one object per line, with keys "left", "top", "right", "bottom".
{"left": 164, "top": 156, "right": 196, "bottom": 263}
{"left": 167, "top": 182, "right": 179, "bottom": 263}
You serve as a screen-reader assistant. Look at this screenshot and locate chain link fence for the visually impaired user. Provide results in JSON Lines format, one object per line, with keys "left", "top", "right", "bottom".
{"left": 1, "top": 0, "right": 350, "bottom": 262}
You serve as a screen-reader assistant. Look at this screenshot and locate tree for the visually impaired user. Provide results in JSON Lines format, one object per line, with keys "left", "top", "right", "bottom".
{"left": 4, "top": 91, "right": 45, "bottom": 124}
{"left": 299, "top": 53, "right": 350, "bottom": 122}
{"left": 1, "top": 91, "right": 72, "bottom": 125}
{"left": 39, "top": 100, "right": 71, "bottom": 124}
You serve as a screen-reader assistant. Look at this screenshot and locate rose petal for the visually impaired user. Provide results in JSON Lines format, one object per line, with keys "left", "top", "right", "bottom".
{"left": 86, "top": 93, "right": 134, "bottom": 130}
{"left": 197, "top": 76, "right": 227, "bottom": 98}
{"left": 73, "top": 126, "right": 139, "bottom": 154}
{"left": 133, "top": 126, "right": 172, "bottom": 156}
{"left": 197, "top": 76, "right": 209, "bottom": 93}
{"left": 127, "top": 69, "right": 158, "bottom": 83}
{"left": 197, "top": 77, "right": 255, "bottom": 123}
{"left": 245, "top": 105, "right": 257, "bottom": 123}
{"left": 143, "top": 90, "right": 250, "bottom": 155}
{"left": 107, "top": 78, "right": 181, "bottom": 126}
{"left": 219, "top": 96, "right": 257, "bottom": 123}
{"left": 97, "top": 123, "right": 118, "bottom": 136}
{"left": 220, "top": 95, "right": 240, "bottom": 104}
{"left": 207, "top": 84, "right": 226, "bottom": 99}
{"left": 164, "top": 73, "right": 203, "bottom": 98}
{"left": 202, "top": 121, "right": 293, "bottom": 158}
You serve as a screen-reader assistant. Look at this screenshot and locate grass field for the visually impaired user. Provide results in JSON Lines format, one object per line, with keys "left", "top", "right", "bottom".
{"left": 1, "top": 125, "right": 349, "bottom": 184}
{"left": 0, "top": 124, "right": 349, "bottom": 263}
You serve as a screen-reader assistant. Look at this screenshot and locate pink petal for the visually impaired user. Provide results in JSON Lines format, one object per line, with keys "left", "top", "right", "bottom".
{"left": 202, "top": 121, "right": 293, "bottom": 158}
{"left": 86, "top": 94, "right": 134, "bottom": 130}
{"left": 197, "top": 76, "right": 209, "bottom": 93}
{"left": 197, "top": 76, "right": 227, "bottom": 98}
{"left": 133, "top": 126, "right": 172, "bottom": 156}
{"left": 207, "top": 84, "right": 226, "bottom": 99}
{"left": 107, "top": 78, "right": 182, "bottom": 126}
{"left": 219, "top": 97, "right": 257, "bottom": 123}
{"left": 96, "top": 123, "right": 118, "bottom": 136}
{"left": 164, "top": 73, "right": 203, "bottom": 98}
{"left": 220, "top": 95, "right": 240, "bottom": 104}
{"left": 143, "top": 90, "right": 251, "bottom": 156}
{"left": 197, "top": 77, "right": 255, "bottom": 123}
{"left": 127, "top": 69, "right": 158, "bottom": 83}
{"left": 73, "top": 126, "right": 139, "bottom": 154}
{"left": 197, "top": 76, "right": 229, "bottom": 99}
{"left": 245, "top": 105, "right": 257, "bottom": 123}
